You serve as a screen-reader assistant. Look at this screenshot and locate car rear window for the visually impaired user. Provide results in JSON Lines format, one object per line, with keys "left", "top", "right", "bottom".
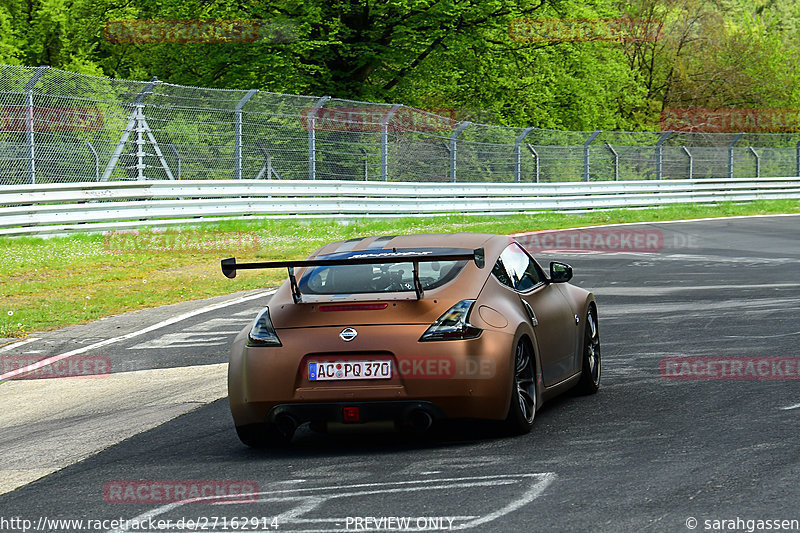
{"left": 297, "top": 248, "right": 468, "bottom": 295}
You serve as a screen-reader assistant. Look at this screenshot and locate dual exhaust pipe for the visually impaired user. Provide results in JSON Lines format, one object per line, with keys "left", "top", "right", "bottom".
{"left": 407, "top": 408, "right": 433, "bottom": 431}
{"left": 274, "top": 413, "right": 298, "bottom": 438}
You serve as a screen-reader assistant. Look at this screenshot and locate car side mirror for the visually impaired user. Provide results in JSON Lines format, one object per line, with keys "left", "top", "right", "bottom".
{"left": 549, "top": 261, "right": 573, "bottom": 283}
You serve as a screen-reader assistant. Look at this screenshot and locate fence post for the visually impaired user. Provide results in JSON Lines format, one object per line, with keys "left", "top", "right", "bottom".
{"left": 604, "top": 142, "right": 619, "bottom": 181}
{"left": 381, "top": 104, "right": 402, "bottom": 181}
{"left": 86, "top": 141, "right": 99, "bottom": 181}
{"left": 583, "top": 131, "right": 601, "bottom": 182}
{"left": 728, "top": 133, "right": 743, "bottom": 179}
{"left": 134, "top": 106, "right": 147, "bottom": 180}
{"left": 526, "top": 144, "right": 539, "bottom": 183}
{"left": 514, "top": 127, "right": 535, "bottom": 183}
{"left": 682, "top": 146, "right": 693, "bottom": 179}
{"left": 101, "top": 77, "right": 159, "bottom": 182}
{"left": 307, "top": 96, "right": 331, "bottom": 180}
{"left": 449, "top": 121, "right": 471, "bottom": 182}
{"left": 168, "top": 144, "right": 181, "bottom": 180}
{"left": 254, "top": 140, "right": 280, "bottom": 179}
{"left": 234, "top": 89, "right": 258, "bottom": 180}
{"left": 748, "top": 146, "right": 760, "bottom": 178}
{"left": 24, "top": 66, "right": 49, "bottom": 184}
{"left": 796, "top": 140, "right": 800, "bottom": 177}
{"left": 655, "top": 131, "right": 673, "bottom": 180}
{"left": 360, "top": 148, "right": 368, "bottom": 181}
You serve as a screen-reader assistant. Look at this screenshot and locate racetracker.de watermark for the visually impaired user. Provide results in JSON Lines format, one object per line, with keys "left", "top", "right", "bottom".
{"left": 514, "top": 228, "right": 673, "bottom": 254}
{"left": 509, "top": 17, "right": 662, "bottom": 43}
{"left": 0, "top": 106, "right": 103, "bottom": 132}
{"left": 301, "top": 106, "right": 456, "bottom": 132}
{"left": 397, "top": 356, "right": 495, "bottom": 380}
{"left": 103, "top": 480, "right": 259, "bottom": 504}
{"left": 104, "top": 19, "right": 297, "bottom": 44}
{"left": 661, "top": 107, "right": 800, "bottom": 133}
{"left": 104, "top": 230, "right": 260, "bottom": 254}
{"left": 1, "top": 355, "right": 111, "bottom": 380}
{"left": 661, "top": 357, "right": 800, "bottom": 381}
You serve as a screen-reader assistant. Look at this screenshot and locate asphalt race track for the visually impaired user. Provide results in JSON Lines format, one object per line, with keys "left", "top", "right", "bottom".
{"left": 1, "top": 215, "right": 799, "bottom": 533}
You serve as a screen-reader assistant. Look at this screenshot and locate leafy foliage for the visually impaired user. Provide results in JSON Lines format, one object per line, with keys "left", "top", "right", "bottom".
{"left": 4, "top": 0, "right": 800, "bottom": 130}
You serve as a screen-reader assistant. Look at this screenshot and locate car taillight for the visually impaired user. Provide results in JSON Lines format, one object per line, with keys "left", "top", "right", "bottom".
{"left": 247, "top": 307, "right": 282, "bottom": 347}
{"left": 419, "top": 299, "right": 482, "bottom": 342}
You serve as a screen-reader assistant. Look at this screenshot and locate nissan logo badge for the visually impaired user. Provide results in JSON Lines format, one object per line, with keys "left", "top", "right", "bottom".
{"left": 339, "top": 328, "right": 358, "bottom": 342}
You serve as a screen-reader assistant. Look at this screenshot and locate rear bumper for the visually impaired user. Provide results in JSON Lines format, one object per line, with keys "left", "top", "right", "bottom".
{"left": 267, "top": 401, "right": 446, "bottom": 426}
{"left": 228, "top": 325, "right": 516, "bottom": 426}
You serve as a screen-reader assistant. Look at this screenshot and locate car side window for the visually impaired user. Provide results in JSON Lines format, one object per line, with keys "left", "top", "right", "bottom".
{"left": 492, "top": 259, "right": 514, "bottom": 288}
{"left": 493, "top": 244, "right": 544, "bottom": 292}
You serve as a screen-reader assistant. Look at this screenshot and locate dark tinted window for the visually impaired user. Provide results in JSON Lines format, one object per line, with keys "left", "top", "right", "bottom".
{"left": 298, "top": 249, "right": 467, "bottom": 295}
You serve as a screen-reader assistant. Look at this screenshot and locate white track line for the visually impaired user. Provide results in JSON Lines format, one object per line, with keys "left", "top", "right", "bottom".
{"left": 780, "top": 403, "right": 800, "bottom": 411}
{"left": 0, "top": 290, "right": 275, "bottom": 383}
{"left": 106, "top": 473, "right": 555, "bottom": 533}
{"left": 0, "top": 338, "right": 40, "bottom": 353}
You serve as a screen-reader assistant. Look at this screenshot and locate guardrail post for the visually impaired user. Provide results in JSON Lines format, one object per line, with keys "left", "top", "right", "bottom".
{"left": 583, "top": 131, "right": 601, "bottom": 182}
{"left": 655, "top": 131, "right": 673, "bottom": 180}
{"left": 526, "top": 144, "right": 539, "bottom": 183}
{"left": 307, "top": 96, "right": 331, "bottom": 180}
{"left": 24, "top": 66, "right": 49, "bottom": 184}
{"left": 381, "top": 104, "right": 402, "bottom": 181}
{"left": 86, "top": 141, "right": 99, "bottom": 181}
{"left": 234, "top": 89, "right": 258, "bottom": 180}
{"left": 728, "top": 133, "right": 743, "bottom": 179}
{"left": 748, "top": 146, "right": 760, "bottom": 178}
{"left": 514, "top": 127, "right": 535, "bottom": 183}
{"left": 449, "top": 121, "right": 471, "bottom": 182}
{"left": 682, "top": 146, "right": 693, "bottom": 179}
{"left": 168, "top": 144, "right": 181, "bottom": 180}
{"left": 604, "top": 142, "right": 619, "bottom": 181}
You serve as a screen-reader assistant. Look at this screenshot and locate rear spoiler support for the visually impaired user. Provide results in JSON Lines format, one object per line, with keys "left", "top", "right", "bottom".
{"left": 221, "top": 247, "right": 485, "bottom": 304}
{"left": 288, "top": 266, "right": 301, "bottom": 304}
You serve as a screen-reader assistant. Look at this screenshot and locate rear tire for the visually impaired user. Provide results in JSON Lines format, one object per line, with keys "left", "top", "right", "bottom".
{"left": 235, "top": 423, "right": 293, "bottom": 448}
{"left": 575, "top": 307, "right": 601, "bottom": 395}
{"left": 504, "top": 339, "right": 537, "bottom": 435}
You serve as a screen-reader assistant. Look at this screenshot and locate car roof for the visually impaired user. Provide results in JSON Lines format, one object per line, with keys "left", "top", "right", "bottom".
{"left": 311, "top": 233, "right": 507, "bottom": 258}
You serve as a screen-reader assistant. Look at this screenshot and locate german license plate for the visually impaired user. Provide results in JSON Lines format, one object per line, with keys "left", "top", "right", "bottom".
{"left": 308, "top": 360, "right": 392, "bottom": 381}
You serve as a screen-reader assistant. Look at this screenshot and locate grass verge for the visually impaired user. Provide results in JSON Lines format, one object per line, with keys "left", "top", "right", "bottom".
{"left": 2, "top": 199, "right": 798, "bottom": 337}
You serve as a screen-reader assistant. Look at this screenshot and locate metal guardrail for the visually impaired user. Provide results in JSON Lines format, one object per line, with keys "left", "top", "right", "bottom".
{"left": 2, "top": 178, "right": 799, "bottom": 236}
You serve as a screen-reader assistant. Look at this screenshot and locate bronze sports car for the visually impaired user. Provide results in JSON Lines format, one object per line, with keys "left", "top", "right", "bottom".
{"left": 221, "top": 233, "right": 600, "bottom": 447}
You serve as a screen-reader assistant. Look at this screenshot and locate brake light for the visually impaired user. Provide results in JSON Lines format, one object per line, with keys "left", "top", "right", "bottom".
{"left": 319, "top": 303, "right": 388, "bottom": 312}
{"left": 419, "top": 300, "right": 482, "bottom": 342}
{"left": 247, "top": 307, "right": 282, "bottom": 347}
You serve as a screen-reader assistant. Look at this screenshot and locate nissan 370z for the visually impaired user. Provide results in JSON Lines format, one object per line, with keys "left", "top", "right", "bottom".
{"left": 221, "top": 233, "right": 600, "bottom": 447}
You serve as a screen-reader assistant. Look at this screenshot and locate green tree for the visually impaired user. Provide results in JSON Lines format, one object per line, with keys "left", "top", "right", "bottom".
{"left": 0, "top": 5, "right": 24, "bottom": 64}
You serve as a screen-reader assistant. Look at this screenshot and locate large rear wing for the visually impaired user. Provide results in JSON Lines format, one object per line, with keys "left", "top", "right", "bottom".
{"left": 221, "top": 248, "right": 485, "bottom": 303}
